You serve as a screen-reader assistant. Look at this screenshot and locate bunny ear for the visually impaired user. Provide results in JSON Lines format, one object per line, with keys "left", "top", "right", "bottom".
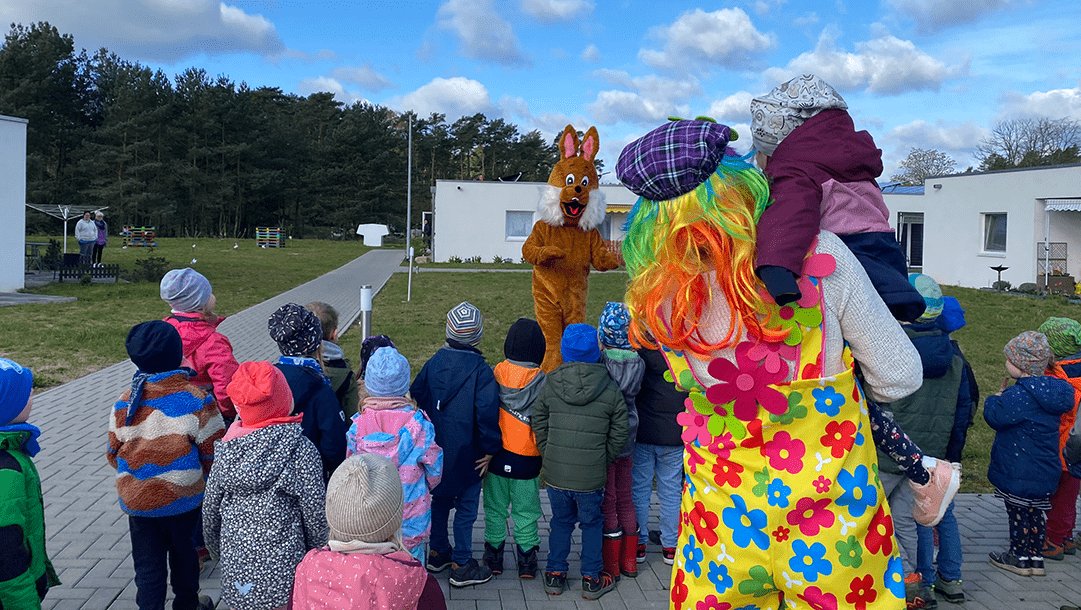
{"left": 581, "top": 126, "right": 600, "bottom": 162}
{"left": 559, "top": 125, "right": 579, "bottom": 160}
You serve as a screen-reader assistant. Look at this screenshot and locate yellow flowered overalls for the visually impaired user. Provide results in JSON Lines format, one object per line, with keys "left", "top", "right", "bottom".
{"left": 663, "top": 249, "right": 905, "bottom": 610}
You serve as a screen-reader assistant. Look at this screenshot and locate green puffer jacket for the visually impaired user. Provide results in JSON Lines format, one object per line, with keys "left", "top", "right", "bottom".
{"left": 532, "top": 362, "right": 628, "bottom": 492}
{"left": 0, "top": 430, "right": 60, "bottom": 609}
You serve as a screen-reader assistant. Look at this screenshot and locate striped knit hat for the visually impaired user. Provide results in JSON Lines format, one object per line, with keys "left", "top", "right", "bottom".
{"left": 908, "top": 273, "right": 944, "bottom": 323}
{"left": 1038, "top": 317, "right": 1081, "bottom": 359}
{"left": 446, "top": 301, "right": 483, "bottom": 346}
{"left": 325, "top": 454, "right": 404, "bottom": 544}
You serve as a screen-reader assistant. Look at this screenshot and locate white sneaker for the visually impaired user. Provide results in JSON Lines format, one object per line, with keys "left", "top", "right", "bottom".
{"left": 911, "top": 457, "right": 961, "bottom": 527}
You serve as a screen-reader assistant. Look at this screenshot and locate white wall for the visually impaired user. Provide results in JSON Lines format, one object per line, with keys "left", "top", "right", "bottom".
{"left": 0, "top": 115, "right": 28, "bottom": 292}
{"left": 431, "top": 180, "right": 638, "bottom": 263}
{"left": 884, "top": 165, "right": 1081, "bottom": 289}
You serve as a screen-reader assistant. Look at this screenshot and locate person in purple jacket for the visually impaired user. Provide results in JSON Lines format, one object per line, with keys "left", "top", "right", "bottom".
{"left": 750, "top": 73, "right": 925, "bottom": 322}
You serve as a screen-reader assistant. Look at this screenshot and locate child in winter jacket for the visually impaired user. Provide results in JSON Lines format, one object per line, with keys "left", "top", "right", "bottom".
{"left": 291, "top": 454, "right": 447, "bottom": 610}
{"left": 161, "top": 267, "right": 240, "bottom": 419}
{"left": 533, "top": 324, "right": 628, "bottom": 600}
{"left": 108, "top": 322, "right": 223, "bottom": 610}
{"left": 347, "top": 346, "right": 442, "bottom": 561}
{"left": 269, "top": 303, "right": 348, "bottom": 481}
{"left": 985, "top": 331, "right": 1075, "bottom": 578}
{"left": 203, "top": 361, "right": 329, "bottom": 610}
{"left": 596, "top": 303, "right": 644, "bottom": 581}
{"left": 411, "top": 302, "right": 502, "bottom": 588}
{"left": 483, "top": 318, "right": 546, "bottom": 579}
{"left": 0, "top": 359, "right": 60, "bottom": 609}
{"left": 306, "top": 302, "right": 361, "bottom": 419}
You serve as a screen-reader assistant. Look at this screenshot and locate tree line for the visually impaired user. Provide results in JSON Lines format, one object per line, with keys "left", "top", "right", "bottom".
{"left": 1, "top": 22, "right": 560, "bottom": 239}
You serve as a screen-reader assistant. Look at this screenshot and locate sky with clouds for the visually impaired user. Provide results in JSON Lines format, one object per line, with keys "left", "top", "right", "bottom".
{"left": 4, "top": 0, "right": 1080, "bottom": 180}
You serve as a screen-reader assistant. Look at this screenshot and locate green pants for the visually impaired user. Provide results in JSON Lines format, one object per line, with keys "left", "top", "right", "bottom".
{"left": 483, "top": 474, "right": 542, "bottom": 550}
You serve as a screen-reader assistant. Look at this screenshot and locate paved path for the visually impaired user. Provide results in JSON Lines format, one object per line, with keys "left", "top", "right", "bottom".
{"left": 28, "top": 250, "right": 1081, "bottom": 610}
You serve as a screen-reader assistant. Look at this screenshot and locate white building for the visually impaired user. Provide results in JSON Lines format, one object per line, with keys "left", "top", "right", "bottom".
{"left": 883, "top": 164, "right": 1081, "bottom": 290}
{"left": 0, "top": 114, "right": 28, "bottom": 292}
{"left": 430, "top": 180, "right": 639, "bottom": 263}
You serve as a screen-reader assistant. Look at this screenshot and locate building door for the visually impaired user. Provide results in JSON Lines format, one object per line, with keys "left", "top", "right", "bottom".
{"left": 897, "top": 212, "right": 924, "bottom": 272}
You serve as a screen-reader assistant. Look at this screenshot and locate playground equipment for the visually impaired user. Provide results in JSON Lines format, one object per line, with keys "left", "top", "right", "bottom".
{"left": 256, "top": 227, "right": 284, "bottom": 247}
{"left": 122, "top": 226, "right": 158, "bottom": 247}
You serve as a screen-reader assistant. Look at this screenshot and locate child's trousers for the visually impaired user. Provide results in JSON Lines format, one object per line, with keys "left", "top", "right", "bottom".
{"left": 601, "top": 456, "right": 636, "bottom": 534}
{"left": 128, "top": 508, "right": 201, "bottom": 610}
{"left": 483, "top": 474, "right": 542, "bottom": 550}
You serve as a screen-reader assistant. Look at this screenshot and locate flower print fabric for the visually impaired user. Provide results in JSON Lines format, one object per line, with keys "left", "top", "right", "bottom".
{"left": 665, "top": 249, "right": 904, "bottom": 610}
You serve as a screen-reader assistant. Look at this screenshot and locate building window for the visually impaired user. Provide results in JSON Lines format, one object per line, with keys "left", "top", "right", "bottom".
{"left": 506, "top": 211, "right": 533, "bottom": 240}
{"left": 982, "top": 213, "right": 1007, "bottom": 252}
{"left": 897, "top": 212, "right": 924, "bottom": 270}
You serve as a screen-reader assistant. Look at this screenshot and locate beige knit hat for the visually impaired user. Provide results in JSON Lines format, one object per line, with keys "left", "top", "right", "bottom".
{"left": 325, "top": 454, "right": 404, "bottom": 544}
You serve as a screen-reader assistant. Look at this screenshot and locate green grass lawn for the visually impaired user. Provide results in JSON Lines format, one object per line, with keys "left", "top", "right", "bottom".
{"left": 4, "top": 235, "right": 369, "bottom": 387}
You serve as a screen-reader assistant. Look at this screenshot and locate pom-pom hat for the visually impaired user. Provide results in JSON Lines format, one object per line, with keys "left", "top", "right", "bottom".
{"left": 364, "top": 347, "right": 410, "bottom": 398}
{"left": 616, "top": 120, "right": 737, "bottom": 202}
{"left": 160, "top": 268, "right": 212, "bottom": 313}
{"left": 325, "top": 454, "right": 404, "bottom": 544}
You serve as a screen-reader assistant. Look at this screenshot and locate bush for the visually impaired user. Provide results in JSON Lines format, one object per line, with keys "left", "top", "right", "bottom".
{"left": 79, "top": 274, "right": 92, "bottom": 286}
{"left": 1017, "top": 282, "right": 1039, "bottom": 294}
{"left": 448, "top": 255, "right": 463, "bottom": 263}
{"left": 43, "top": 239, "right": 62, "bottom": 270}
{"left": 122, "top": 248, "right": 171, "bottom": 283}
{"left": 992, "top": 280, "right": 1011, "bottom": 291}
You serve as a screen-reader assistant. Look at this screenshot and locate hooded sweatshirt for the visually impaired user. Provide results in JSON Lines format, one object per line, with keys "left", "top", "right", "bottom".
{"left": 203, "top": 423, "right": 328, "bottom": 610}
{"left": 985, "top": 375, "right": 1076, "bottom": 499}
{"left": 165, "top": 313, "right": 239, "bottom": 417}
{"left": 532, "top": 361, "right": 628, "bottom": 492}
{"left": 489, "top": 360, "right": 546, "bottom": 479}
{"left": 601, "top": 348, "right": 644, "bottom": 459}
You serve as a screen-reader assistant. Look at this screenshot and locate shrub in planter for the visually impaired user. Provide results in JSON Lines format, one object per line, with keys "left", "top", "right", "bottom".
{"left": 992, "top": 280, "right": 1011, "bottom": 291}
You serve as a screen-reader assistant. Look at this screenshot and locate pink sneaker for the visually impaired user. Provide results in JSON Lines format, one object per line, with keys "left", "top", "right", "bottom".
{"left": 911, "top": 457, "right": 961, "bottom": 527}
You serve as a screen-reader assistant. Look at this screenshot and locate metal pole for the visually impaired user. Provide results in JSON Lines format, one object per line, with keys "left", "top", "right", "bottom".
{"left": 407, "top": 247, "right": 414, "bottom": 302}
{"left": 405, "top": 114, "right": 412, "bottom": 263}
{"left": 360, "top": 284, "right": 373, "bottom": 339}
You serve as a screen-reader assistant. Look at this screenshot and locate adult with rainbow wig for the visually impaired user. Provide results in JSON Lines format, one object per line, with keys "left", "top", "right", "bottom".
{"left": 616, "top": 119, "right": 922, "bottom": 609}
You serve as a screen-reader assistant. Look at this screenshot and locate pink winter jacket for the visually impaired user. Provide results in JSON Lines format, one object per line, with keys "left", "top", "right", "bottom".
{"left": 164, "top": 313, "right": 239, "bottom": 417}
{"left": 291, "top": 548, "right": 446, "bottom": 610}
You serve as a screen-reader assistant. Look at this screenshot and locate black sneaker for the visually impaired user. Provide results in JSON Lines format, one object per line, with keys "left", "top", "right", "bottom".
{"left": 1029, "top": 556, "right": 1046, "bottom": 576}
{"left": 544, "top": 571, "right": 567, "bottom": 595}
{"left": 516, "top": 545, "right": 538, "bottom": 579}
{"left": 483, "top": 541, "right": 505, "bottom": 575}
{"left": 427, "top": 549, "right": 453, "bottom": 573}
{"left": 449, "top": 558, "right": 493, "bottom": 587}
{"left": 196, "top": 595, "right": 215, "bottom": 610}
{"left": 582, "top": 572, "right": 617, "bottom": 600}
{"left": 989, "top": 550, "right": 1032, "bottom": 576}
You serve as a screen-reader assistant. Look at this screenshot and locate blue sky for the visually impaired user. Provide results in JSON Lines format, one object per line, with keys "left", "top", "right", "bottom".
{"left": 4, "top": 0, "right": 1080, "bottom": 180}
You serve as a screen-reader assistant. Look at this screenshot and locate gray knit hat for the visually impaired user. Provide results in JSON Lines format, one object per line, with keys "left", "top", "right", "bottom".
{"left": 750, "top": 74, "right": 847, "bottom": 156}
{"left": 325, "top": 454, "right": 404, "bottom": 544}
{"left": 447, "top": 301, "right": 484, "bottom": 346}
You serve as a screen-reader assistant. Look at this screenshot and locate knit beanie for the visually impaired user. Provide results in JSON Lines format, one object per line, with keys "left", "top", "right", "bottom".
{"left": 268, "top": 303, "right": 324, "bottom": 356}
{"left": 1038, "top": 317, "right": 1081, "bottom": 359}
{"left": 561, "top": 323, "right": 601, "bottom": 363}
{"left": 1004, "top": 331, "right": 1053, "bottom": 377}
{"left": 160, "top": 268, "right": 212, "bottom": 313}
{"left": 504, "top": 318, "right": 545, "bottom": 366}
{"left": 598, "top": 302, "right": 632, "bottom": 349}
{"left": 908, "top": 273, "right": 944, "bottom": 323}
{"left": 228, "top": 361, "right": 295, "bottom": 424}
{"left": 364, "top": 347, "right": 410, "bottom": 398}
{"left": 326, "top": 454, "right": 404, "bottom": 544}
{"left": 750, "top": 74, "right": 847, "bottom": 157}
{"left": 446, "top": 301, "right": 483, "bottom": 346}
{"left": 0, "top": 358, "right": 33, "bottom": 426}
{"left": 359, "top": 335, "right": 396, "bottom": 379}
{"left": 126, "top": 321, "right": 183, "bottom": 374}
{"left": 939, "top": 296, "right": 966, "bottom": 333}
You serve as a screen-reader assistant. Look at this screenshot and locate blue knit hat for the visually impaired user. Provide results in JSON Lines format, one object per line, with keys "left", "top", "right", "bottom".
{"left": 598, "top": 302, "right": 632, "bottom": 349}
{"left": 561, "top": 324, "right": 600, "bottom": 363}
{"left": 160, "top": 268, "right": 212, "bottom": 313}
{"left": 0, "top": 358, "right": 33, "bottom": 426}
{"left": 364, "top": 347, "right": 411, "bottom": 398}
{"left": 939, "top": 296, "right": 966, "bottom": 333}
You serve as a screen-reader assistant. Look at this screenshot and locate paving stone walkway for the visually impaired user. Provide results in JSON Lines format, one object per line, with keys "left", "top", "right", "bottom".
{"left": 27, "top": 249, "right": 1081, "bottom": 610}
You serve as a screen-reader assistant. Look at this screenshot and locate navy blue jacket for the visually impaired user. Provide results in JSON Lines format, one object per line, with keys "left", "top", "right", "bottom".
{"left": 275, "top": 362, "right": 348, "bottom": 480}
{"left": 985, "top": 375, "right": 1075, "bottom": 499}
{"left": 635, "top": 348, "right": 687, "bottom": 447}
{"left": 411, "top": 343, "right": 501, "bottom": 498}
{"left": 944, "top": 339, "right": 978, "bottom": 463}
{"left": 838, "top": 232, "right": 925, "bottom": 323}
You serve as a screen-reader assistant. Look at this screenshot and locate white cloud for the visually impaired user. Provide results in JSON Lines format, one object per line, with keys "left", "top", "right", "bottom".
{"left": 704, "top": 92, "right": 754, "bottom": 124}
{"left": 587, "top": 70, "right": 702, "bottom": 126}
{"left": 882, "top": 119, "right": 988, "bottom": 174}
{"left": 581, "top": 44, "right": 601, "bottom": 63}
{"left": 330, "top": 65, "right": 396, "bottom": 92}
{"left": 886, "top": 0, "right": 1013, "bottom": 34}
{"left": 794, "top": 12, "right": 820, "bottom": 27}
{"left": 395, "top": 77, "right": 499, "bottom": 120}
{"left": 297, "top": 77, "right": 367, "bottom": 105}
{"left": 436, "top": 0, "right": 530, "bottom": 67}
{"left": 520, "top": 0, "right": 594, "bottom": 21}
{"left": 640, "top": 8, "right": 775, "bottom": 72}
{"left": 0, "top": 0, "right": 286, "bottom": 61}
{"left": 996, "top": 82, "right": 1081, "bottom": 121}
{"left": 765, "top": 29, "right": 966, "bottom": 95}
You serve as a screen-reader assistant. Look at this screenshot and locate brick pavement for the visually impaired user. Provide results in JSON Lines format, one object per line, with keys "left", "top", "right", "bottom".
{"left": 27, "top": 250, "right": 1081, "bottom": 609}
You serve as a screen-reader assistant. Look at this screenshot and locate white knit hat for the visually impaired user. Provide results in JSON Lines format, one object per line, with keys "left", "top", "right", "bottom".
{"left": 325, "top": 454, "right": 404, "bottom": 544}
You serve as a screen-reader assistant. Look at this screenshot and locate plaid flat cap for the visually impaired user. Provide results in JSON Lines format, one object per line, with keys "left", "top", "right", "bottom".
{"left": 616, "top": 120, "right": 736, "bottom": 202}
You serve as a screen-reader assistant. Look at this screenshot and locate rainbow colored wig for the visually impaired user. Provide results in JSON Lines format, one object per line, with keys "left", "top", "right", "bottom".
{"left": 622, "top": 153, "right": 785, "bottom": 358}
